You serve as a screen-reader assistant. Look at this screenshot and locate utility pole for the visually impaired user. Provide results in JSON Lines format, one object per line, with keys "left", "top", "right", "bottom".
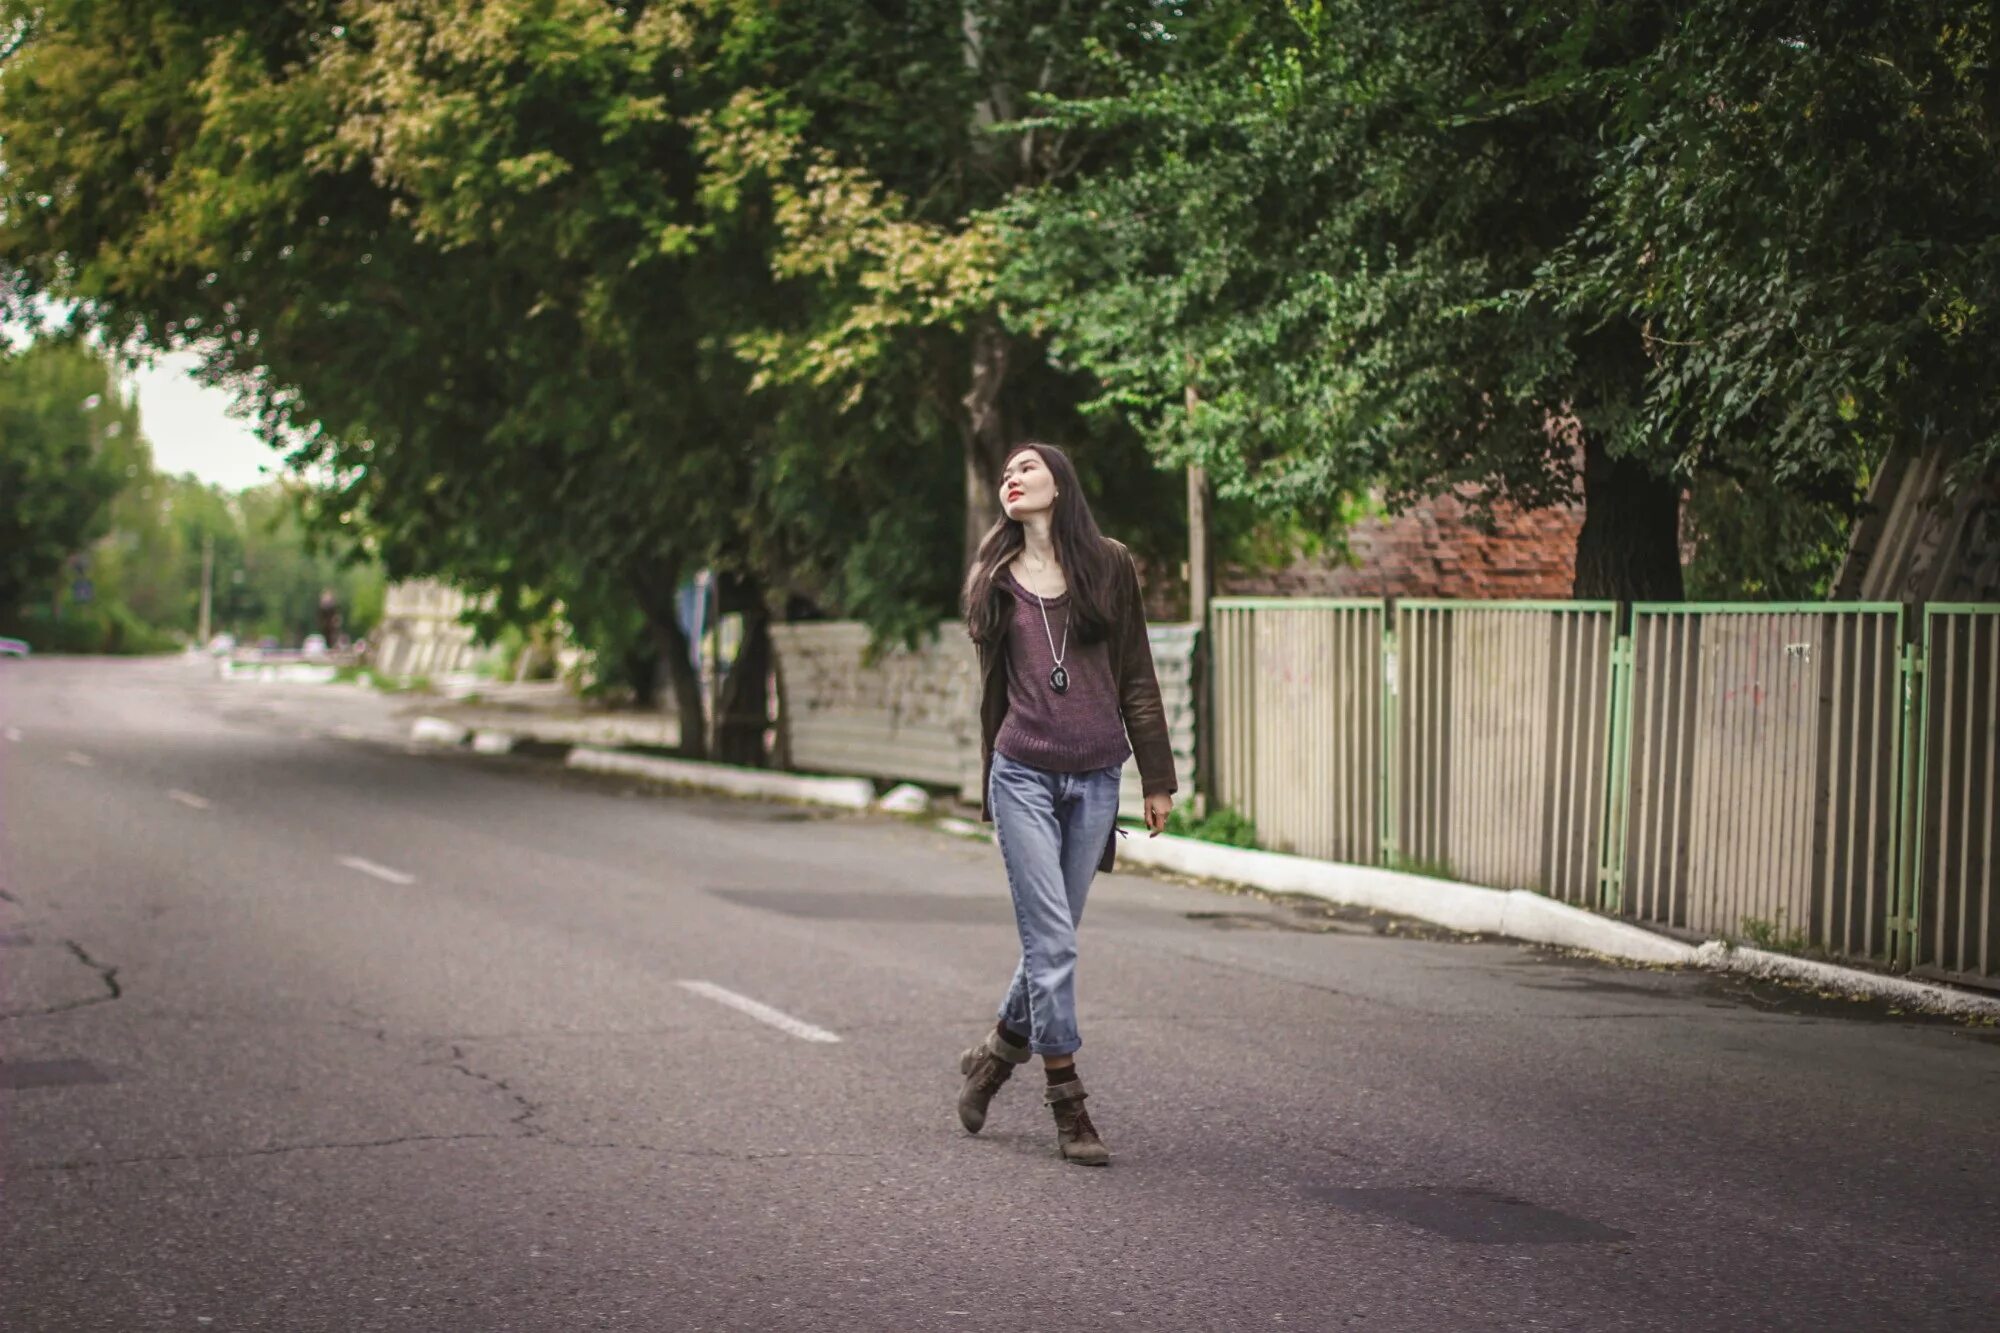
{"left": 1186, "top": 382, "right": 1215, "bottom": 813}
{"left": 197, "top": 535, "right": 215, "bottom": 646}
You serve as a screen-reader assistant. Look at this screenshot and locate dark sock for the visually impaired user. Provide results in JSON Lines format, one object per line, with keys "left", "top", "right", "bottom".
{"left": 995, "top": 1022, "right": 1027, "bottom": 1049}
{"left": 1044, "top": 1063, "right": 1079, "bottom": 1086}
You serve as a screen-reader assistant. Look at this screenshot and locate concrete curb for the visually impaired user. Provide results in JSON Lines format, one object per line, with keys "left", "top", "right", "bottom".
{"left": 410, "top": 716, "right": 471, "bottom": 746}
{"left": 1110, "top": 831, "right": 1697, "bottom": 966}
{"left": 565, "top": 745, "right": 875, "bottom": 810}
{"left": 1693, "top": 941, "right": 2000, "bottom": 1018}
{"left": 419, "top": 708, "right": 682, "bottom": 751}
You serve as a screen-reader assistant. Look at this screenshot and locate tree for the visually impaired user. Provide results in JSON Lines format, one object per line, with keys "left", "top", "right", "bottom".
{"left": 687, "top": 0, "right": 1194, "bottom": 572}
{"left": 1002, "top": 3, "right": 1693, "bottom": 599}
{"left": 0, "top": 341, "right": 390, "bottom": 652}
{"left": 2, "top": 1, "right": 1174, "bottom": 759}
{"left": 1543, "top": 0, "right": 2000, "bottom": 593}
{"left": 0, "top": 341, "right": 137, "bottom": 624}
{"left": 0, "top": 2, "right": 766, "bottom": 749}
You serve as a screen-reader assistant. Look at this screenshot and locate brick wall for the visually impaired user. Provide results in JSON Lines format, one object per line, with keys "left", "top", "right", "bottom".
{"left": 1220, "top": 493, "right": 1582, "bottom": 601}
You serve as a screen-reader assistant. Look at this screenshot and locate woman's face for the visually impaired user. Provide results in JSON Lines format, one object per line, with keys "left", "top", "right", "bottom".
{"left": 999, "top": 449, "right": 1058, "bottom": 520}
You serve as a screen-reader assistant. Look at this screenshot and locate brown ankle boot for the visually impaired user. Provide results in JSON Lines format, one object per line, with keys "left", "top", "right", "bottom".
{"left": 956, "top": 1029, "right": 1029, "bottom": 1133}
{"left": 1045, "top": 1078, "right": 1110, "bottom": 1166}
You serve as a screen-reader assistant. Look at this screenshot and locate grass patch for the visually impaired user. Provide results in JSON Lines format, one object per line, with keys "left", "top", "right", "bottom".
{"left": 1739, "top": 911, "right": 1813, "bottom": 955}
{"left": 368, "top": 673, "right": 435, "bottom": 695}
{"left": 1384, "top": 852, "right": 1456, "bottom": 881}
{"left": 1164, "top": 802, "right": 1259, "bottom": 849}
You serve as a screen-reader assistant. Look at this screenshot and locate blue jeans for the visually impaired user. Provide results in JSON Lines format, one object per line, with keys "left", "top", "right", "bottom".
{"left": 989, "top": 751, "right": 1125, "bottom": 1056}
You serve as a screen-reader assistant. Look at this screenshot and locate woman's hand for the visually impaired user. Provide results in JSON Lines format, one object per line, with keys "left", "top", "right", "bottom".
{"left": 1144, "top": 792, "right": 1172, "bottom": 836}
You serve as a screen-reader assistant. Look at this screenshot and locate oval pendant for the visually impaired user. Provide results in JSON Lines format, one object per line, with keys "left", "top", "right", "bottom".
{"left": 1049, "top": 665, "right": 1069, "bottom": 694}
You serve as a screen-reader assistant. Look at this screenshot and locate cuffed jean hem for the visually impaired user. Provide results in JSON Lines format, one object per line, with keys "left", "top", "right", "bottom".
{"left": 1024, "top": 1037, "right": 1082, "bottom": 1058}
{"left": 995, "top": 1002, "right": 1083, "bottom": 1057}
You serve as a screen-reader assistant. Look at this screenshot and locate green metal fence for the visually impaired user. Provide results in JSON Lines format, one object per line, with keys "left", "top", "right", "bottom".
{"left": 1912, "top": 606, "right": 2000, "bottom": 982}
{"left": 1395, "top": 601, "right": 1618, "bottom": 902}
{"left": 1207, "top": 596, "right": 1999, "bottom": 981}
{"left": 1211, "top": 599, "right": 1385, "bottom": 865}
{"left": 1614, "top": 604, "right": 1906, "bottom": 957}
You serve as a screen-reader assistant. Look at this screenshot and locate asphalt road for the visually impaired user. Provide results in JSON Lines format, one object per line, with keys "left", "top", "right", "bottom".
{"left": 3, "top": 656, "right": 1996, "bottom": 1333}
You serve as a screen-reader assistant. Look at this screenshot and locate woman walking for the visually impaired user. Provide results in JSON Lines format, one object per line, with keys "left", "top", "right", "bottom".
{"left": 954, "top": 441, "right": 1177, "bottom": 1165}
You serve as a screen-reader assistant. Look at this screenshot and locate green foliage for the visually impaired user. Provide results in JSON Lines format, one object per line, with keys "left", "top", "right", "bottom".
{"left": 1683, "top": 472, "right": 1863, "bottom": 601}
{"left": 5, "top": 0, "right": 1995, "bottom": 668}
{"left": 1003, "top": 2, "right": 2000, "bottom": 594}
{"left": 1, "top": 0, "right": 722, "bottom": 672}
{"left": 0, "top": 341, "right": 136, "bottom": 621}
{"left": 1000, "top": 4, "right": 1646, "bottom": 536}
{"left": 0, "top": 0, "right": 1201, "bottom": 762}
{"left": 207, "top": 483, "right": 385, "bottom": 645}
{"left": 1164, "top": 802, "right": 1259, "bottom": 850}
{"left": 0, "top": 336, "right": 385, "bottom": 650}
{"left": 689, "top": 0, "right": 1195, "bottom": 577}
{"left": 1545, "top": 1, "right": 2000, "bottom": 497}
{"left": 9, "top": 600, "right": 179, "bottom": 655}
{"left": 0, "top": 2, "right": 1025, "bottom": 676}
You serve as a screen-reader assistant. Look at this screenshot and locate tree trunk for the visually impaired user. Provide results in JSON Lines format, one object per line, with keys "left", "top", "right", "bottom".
{"left": 711, "top": 572, "right": 773, "bottom": 767}
{"left": 714, "top": 604, "right": 773, "bottom": 768}
{"left": 961, "top": 318, "right": 1012, "bottom": 566}
{"left": 1572, "top": 432, "right": 1685, "bottom": 602}
{"left": 631, "top": 570, "right": 706, "bottom": 760}
{"left": 651, "top": 616, "right": 708, "bottom": 761}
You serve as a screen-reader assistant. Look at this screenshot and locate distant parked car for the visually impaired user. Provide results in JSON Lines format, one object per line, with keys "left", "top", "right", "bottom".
{"left": 207, "top": 632, "right": 237, "bottom": 657}
{"left": 302, "top": 634, "right": 329, "bottom": 656}
{"left": 0, "top": 637, "right": 29, "bottom": 658}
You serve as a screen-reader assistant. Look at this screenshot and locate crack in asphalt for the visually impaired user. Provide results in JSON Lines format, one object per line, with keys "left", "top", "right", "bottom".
{"left": 0, "top": 939, "right": 123, "bottom": 1022}
{"left": 66, "top": 939, "right": 122, "bottom": 999}
{"left": 436, "top": 1043, "right": 544, "bottom": 1136}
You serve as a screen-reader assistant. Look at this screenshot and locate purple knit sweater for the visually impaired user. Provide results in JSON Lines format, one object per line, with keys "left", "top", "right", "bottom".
{"left": 991, "top": 570, "right": 1132, "bottom": 774}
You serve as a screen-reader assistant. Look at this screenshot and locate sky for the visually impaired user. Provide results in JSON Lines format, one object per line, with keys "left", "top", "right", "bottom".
{"left": 128, "top": 352, "right": 281, "bottom": 492}
{"left": 5, "top": 312, "right": 283, "bottom": 493}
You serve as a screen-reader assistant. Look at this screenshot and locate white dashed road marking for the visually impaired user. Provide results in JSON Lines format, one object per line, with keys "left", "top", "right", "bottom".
{"left": 338, "top": 856, "right": 416, "bottom": 886}
{"left": 167, "top": 789, "right": 212, "bottom": 810}
{"left": 676, "top": 981, "right": 842, "bottom": 1044}
{"left": 63, "top": 751, "right": 94, "bottom": 767}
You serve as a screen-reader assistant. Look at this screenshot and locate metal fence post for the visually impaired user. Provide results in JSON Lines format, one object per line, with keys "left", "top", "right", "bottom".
{"left": 1381, "top": 622, "right": 1400, "bottom": 868}
{"left": 1596, "top": 633, "right": 1636, "bottom": 913}
{"left": 1888, "top": 636, "right": 1930, "bottom": 970}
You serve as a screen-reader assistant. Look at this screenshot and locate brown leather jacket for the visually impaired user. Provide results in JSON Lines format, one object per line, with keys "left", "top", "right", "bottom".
{"left": 976, "top": 540, "right": 1178, "bottom": 871}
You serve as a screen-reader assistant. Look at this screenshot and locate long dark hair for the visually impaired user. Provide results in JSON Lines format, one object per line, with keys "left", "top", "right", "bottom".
{"left": 962, "top": 442, "right": 1120, "bottom": 646}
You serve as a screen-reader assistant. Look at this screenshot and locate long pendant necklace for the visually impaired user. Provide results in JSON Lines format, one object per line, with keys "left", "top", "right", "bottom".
{"left": 1025, "top": 555, "right": 1070, "bottom": 694}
